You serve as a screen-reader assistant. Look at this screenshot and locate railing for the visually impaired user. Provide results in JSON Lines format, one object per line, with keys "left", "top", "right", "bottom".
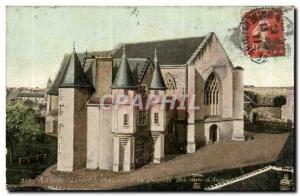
{"left": 18, "top": 154, "right": 48, "bottom": 166}
{"left": 204, "top": 165, "right": 293, "bottom": 190}
{"left": 48, "top": 185, "right": 69, "bottom": 191}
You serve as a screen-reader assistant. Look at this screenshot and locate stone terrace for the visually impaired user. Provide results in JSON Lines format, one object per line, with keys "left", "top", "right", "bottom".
{"left": 26, "top": 131, "right": 289, "bottom": 190}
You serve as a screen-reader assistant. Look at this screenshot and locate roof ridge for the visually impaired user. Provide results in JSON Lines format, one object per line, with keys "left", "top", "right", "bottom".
{"left": 122, "top": 35, "right": 207, "bottom": 46}
{"left": 65, "top": 50, "right": 112, "bottom": 56}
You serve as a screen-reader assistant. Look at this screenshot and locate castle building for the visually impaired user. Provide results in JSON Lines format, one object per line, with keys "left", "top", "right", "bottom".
{"left": 46, "top": 33, "right": 244, "bottom": 172}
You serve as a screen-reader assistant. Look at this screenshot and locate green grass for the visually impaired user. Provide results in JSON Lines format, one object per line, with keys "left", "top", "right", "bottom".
{"left": 6, "top": 134, "right": 57, "bottom": 185}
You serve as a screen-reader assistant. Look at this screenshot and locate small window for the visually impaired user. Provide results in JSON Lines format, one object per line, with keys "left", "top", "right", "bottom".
{"left": 138, "top": 111, "right": 147, "bottom": 126}
{"left": 124, "top": 90, "right": 128, "bottom": 95}
{"left": 124, "top": 114, "right": 129, "bottom": 126}
{"left": 154, "top": 113, "right": 159, "bottom": 124}
{"left": 59, "top": 89, "right": 63, "bottom": 100}
{"left": 155, "top": 90, "right": 159, "bottom": 95}
{"left": 59, "top": 123, "right": 64, "bottom": 132}
{"left": 59, "top": 104, "right": 64, "bottom": 116}
{"left": 58, "top": 142, "right": 61, "bottom": 153}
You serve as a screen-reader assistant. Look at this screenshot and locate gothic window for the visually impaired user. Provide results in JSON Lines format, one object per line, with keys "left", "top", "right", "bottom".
{"left": 204, "top": 73, "right": 220, "bottom": 117}
{"left": 154, "top": 113, "right": 159, "bottom": 124}
{"left": 138, "top": 110, "right": 147, "bottom": 126}
{"left": 123, "top": 114, "right": 129, "bottom": 126}
{"left": 164, "top": 73, "right": 176, "bottom": 90}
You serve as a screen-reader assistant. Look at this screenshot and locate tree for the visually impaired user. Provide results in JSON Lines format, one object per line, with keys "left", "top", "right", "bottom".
{"left": 273, "top": 95, "right": 286, "bottom": 107}
{"left": 6, "top": 101, "right": 42, "bottom": 164}
{"left": 23, "top": 99, "right": 33, "bottom": 107}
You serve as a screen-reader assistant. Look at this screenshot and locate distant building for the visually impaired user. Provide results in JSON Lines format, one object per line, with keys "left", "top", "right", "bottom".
{"left": 6, "top": 85, "right": 48, "bottom": 117}
{"left": 281, "top": 90, "right": 294, "bottom": 124}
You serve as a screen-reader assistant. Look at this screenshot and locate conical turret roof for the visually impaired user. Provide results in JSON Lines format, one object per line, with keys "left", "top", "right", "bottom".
{"left": 150, "top": 49, "right": 167, "bottom": 90}
{"left": 59, "top": 48, "right": 93, "bottom": 89}
{"left": 111, "top": 46, "right": 137, "bottom": 89}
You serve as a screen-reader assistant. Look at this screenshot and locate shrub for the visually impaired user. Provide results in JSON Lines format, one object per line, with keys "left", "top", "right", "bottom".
{"left": 273, "top": 95, "right": 286, "bottom": 107}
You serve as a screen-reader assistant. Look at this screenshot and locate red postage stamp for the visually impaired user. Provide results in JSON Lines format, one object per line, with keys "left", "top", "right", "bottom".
{"left": 242, "top": 8, "right": 285, "bottom": 58}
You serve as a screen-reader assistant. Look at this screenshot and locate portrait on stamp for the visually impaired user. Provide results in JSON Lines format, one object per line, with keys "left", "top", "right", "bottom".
{"left": 6, "top": 6, "right": 295, "bottom": 192}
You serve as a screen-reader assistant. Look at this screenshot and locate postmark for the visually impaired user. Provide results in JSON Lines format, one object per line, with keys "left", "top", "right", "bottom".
{"left": 241, "top": 8, "right": 285, "bottom": 60}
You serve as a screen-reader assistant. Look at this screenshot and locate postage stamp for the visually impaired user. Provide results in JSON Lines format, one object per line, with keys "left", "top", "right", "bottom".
{"left": 6, "top": 6, "right": 295, "bottom": 192}
{"left": 241, "top": 8, "right": 285, "bottom": 59}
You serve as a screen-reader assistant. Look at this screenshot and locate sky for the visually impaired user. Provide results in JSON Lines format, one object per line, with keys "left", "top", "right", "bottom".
{"left": 6, "top": 6, "right": 294, "bottom": 88}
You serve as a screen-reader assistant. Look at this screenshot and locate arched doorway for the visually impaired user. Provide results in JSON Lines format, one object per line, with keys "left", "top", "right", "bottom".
{"left": 209, "top": 124, "right": 218, "bottom": 143}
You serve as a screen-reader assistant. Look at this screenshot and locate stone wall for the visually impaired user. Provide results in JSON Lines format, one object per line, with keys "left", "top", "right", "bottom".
{"left": 57, "top": 88, "right": 75, "bottom": 172}
{"left": 244, "top": 87, "right": 292, "bottom": 106}
{"left": 193, "top": 34, "right": 234, "bottom": 120}
{"left": 86, "top": 105, "right": 99, "bottom": 169}
{"left": 73, "top": 88, "right": 92, "bottom": 170}
{"left": 253, "top": 106, "right": 282, "bottom": 121}
{"left": 98, "top": 106, "right": 113, "bottom": 170}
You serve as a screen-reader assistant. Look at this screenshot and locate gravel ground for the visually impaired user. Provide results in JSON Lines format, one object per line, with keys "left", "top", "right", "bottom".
{"left": 25, "top": 131, "right": 289, "bottom": 191}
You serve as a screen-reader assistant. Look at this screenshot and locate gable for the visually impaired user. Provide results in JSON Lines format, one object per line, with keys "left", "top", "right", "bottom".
{"left": 193, "top": 33, "right": 233, "bottom": 79}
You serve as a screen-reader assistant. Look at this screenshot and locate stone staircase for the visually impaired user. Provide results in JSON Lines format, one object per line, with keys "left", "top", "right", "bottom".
{"left": 204, "top": 165, "right": 294, "bottom": 190}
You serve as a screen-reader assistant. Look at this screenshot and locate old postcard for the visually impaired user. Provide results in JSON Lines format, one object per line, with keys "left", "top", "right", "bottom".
{"left": 6, "top": 6, "right": 295, "bottom": 191}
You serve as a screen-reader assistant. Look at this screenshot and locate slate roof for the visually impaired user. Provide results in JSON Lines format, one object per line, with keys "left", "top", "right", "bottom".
{"left": 59, "top": 50, "right": 93, "bottom": 89}
{"left": 48, "top": 51, "right": 110, "bottom": 95}
{"left": 111, "top": 47, "right": 138, "bottom": 89}
{"left": 112, "top": 35, "right": 208, "bottom": 65}
{"left": 48, "top": 54, "right": 72, "bottom": 95}
{"left": 48, "top": 33, "right": 216, "bottom": 95}
{"left": 112, "top": 58, "right": 150, "bottom": 85}
{"left": 150, "top": 49, "right": 167, "bottom": 90}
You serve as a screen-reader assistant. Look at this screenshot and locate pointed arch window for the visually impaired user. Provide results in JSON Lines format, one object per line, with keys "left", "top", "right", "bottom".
{"left": 204, "top": 73, "right": 220, "bottom": 117}
{"left": 164, "top": 73, "right": 176, "bottom": 90}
